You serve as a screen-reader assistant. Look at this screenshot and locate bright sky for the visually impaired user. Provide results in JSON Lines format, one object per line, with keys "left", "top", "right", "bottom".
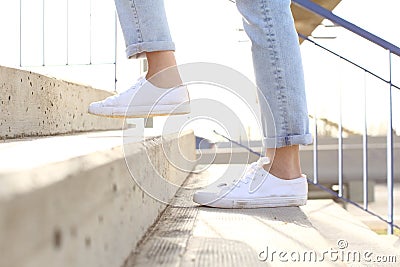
{"left": 0, "top": 0, "right": 399, "bottom": 139}
{"left": 301, "top": 0, "right": 400, "bottom": 136}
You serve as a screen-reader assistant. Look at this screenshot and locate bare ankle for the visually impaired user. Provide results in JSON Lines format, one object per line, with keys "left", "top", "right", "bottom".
{"left": 264, "top": 145, "right": 302, "bottom": 180}
{"left": 145, "top": 51, "right": 182, "bottom": 88}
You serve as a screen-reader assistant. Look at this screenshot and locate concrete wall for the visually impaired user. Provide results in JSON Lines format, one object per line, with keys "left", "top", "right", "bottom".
{"left": 0, "top": 131, "right": 196, "bottom": 267}
{"left": 0, "top": 65, "right": 124, "bottom": 139}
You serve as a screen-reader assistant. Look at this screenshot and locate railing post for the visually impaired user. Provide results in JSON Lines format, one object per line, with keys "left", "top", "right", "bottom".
{"left": 66, "top": 0, "right": 69, "bottom": 65}
{"left": 362, "top": 71, "right": 369, "bottom": 210}
{"left": 313, "top": 113, "right": 319, "bottom": 184}
{"left": 114, "top": 10, "right": 118, "bottom": 92}
{"left": 89, "top": 0, "right": 91, "bottom": 65}
{"left": 387, "top": 51, "right": 394, "bottom": 235}
{"left": 19, "top": 0, "right": 22, "bottom": 67}
{"left": 42, "top": 0, "right": 45, "bottom": 66}
{"left": 338, "top": 84, "right": 343, "bottom": 198}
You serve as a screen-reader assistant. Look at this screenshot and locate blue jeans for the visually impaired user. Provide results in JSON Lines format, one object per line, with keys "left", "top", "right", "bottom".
{"left": 114, "top": 0, "right": 313, "bottom": 148}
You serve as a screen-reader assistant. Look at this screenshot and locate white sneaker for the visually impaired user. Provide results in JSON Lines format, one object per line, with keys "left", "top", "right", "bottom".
{"left": 88, "top": 77, "right": 190, "bottom": 118}
{"left": 193, "top": 157, "right": 308, "bottom": 208}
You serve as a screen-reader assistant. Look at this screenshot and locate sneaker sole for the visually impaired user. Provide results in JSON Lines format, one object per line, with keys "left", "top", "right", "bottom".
{"left": 88, "top": 102, "right": 191, "bottom": 118}
{"left": 193, "top": 195, "right": 307, "bottom": 209}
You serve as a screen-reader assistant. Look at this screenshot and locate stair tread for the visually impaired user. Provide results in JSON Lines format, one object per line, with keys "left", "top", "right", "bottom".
{"left": 0, "top": 131, "right": 129, "bottom": 173}
{"left": 125, "top": 164, "right": 400, "bottom": 267}
{"left": 0, "top": 130, "right": 151, "bottom": 199}
{"left": 0, "top": 131, "right": 196, "bottom": 267}
{"left": 0, "top": 65, "right": 122, "bottom": 138}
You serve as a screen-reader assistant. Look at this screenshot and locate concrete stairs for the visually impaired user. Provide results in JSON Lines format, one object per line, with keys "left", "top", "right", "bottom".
{"left": 0, "top": 66, "right": 196, "bottom": 267}
{"left": 0, "top": 65, "right": 123, "bottom": 139}
{"left": 0, "top": 130, "right": 195, "bottom": 267}
{"left": 124, "top": 164, "right": 400, "bottom": 267}
{"left": 1, "top": 66, "right": 398, "bottom": 267}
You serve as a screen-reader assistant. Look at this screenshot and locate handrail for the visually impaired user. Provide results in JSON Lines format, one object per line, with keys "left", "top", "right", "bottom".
{"left": 292, "top": 0, "right": 400, "bottom": 57}
{"left": 292, "top": 0, "right": 398, "bottom": 235}
{"left": 298, "top": 33, "right": 400, "bottom": 91}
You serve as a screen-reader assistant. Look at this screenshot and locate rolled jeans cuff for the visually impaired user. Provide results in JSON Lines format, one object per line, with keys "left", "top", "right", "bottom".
{"left": 126, "top": 41, "right": 176, "bottom": 59}
{"left": 264, "top": 133, "right": 313, "bottom": 148}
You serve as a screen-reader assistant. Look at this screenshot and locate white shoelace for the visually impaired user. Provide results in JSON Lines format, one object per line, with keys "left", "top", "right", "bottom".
{"left": 104, "top": 77, "right": 145, "bottom": 105}
{"left": 231, "top": 157, "right": 270, "bottom": 188}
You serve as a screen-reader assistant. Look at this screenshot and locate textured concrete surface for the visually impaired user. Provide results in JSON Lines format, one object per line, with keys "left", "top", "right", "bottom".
{"left": 126, "top": 164, "right": 399, "bottom": 267}
{"left": 0, "top": 65, "right": 123, "bottom": 139}
{"left": 0, "top": 131, "right": 196, "bottom": 267}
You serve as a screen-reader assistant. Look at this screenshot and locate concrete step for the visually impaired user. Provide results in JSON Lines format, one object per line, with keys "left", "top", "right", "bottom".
{"left": 0, "top": 65, "right": 123, "bottom": 139}
{"left": 125, "top": 164, "right": 399, "bottom": 267}
{"left": 0, "top": 130, "right": 196, "bottom": 267}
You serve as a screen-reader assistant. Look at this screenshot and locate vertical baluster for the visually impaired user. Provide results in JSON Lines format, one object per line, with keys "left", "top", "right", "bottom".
{"left": 66, "top": 0, "right": 69, "bottom": 65}
{"left": 338, "top": 84, "right": 343, "bottom": 198}
{"left": 387, "top": 51, "right": 394, "bottom": 235}
{"left": 42, "top": 0, "right": 45, "bottom": 66}
{"left": 313, "top": 113, "right": 318, "bottom": 184}
{"left": 363, "top": 71, "right": 368, "bottom": 210}
{"left": 89, "top": 0, "right": 92, "bottom": 65}
{"left": 19, "top": 0, "right": 22, "bottom": 67}
{"left": 114, "top": 10, "right": 118, "bottom": 92}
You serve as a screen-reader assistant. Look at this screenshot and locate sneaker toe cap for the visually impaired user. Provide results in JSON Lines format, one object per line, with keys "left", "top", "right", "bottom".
{"left": 88, "top": 101, "right": 103, "bottom": 113}
{"left": 193, "top": 190, "right": 220, "bottom": 205}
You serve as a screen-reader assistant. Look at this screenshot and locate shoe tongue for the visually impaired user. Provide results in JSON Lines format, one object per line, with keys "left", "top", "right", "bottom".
{"left": 256, "top": 157, "right": 270, "bottom": 167}
{"left": 248, "top": 164, "right": 269, "bottom": 193}
{"left": 137, "top": 76, "right": 147, "bottom": 85}
{"left": 130, "top": 77, "right": 146, "bottom": 91}
{"left": 104, "top": 78, "right": 144, "bottom": 106}
{"left": 104, "top": 94, "right": 118, "bottom": 105}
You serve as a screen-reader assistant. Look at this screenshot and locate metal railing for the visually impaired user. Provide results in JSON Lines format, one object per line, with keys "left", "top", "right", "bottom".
{"left": 292, "top": 0, "right": 399, "bottom": 235}
{"left": 0, "top": 0, "right": 119, "bottom": 91}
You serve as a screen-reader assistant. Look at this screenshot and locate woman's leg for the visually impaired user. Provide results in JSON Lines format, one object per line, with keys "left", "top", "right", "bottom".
{"left": 114, "top": 0, "right": 175, "bottom": 59}
{"left": 114, "top": 0, "right": 181, "bottom": 87}
{"left": 88, "top": 0, "right": 188, "bottom": 118}
{"left": 236, "top": 0, "right": 313, "bottom": 179}
{"left": 193, "top": 0, "right": 310, "bottom": 208}
{"left": 146, "top": 51, "right": 182, "bottom": 88}
{"left": 110, "top": 0, "right": 310, "bottom": 208}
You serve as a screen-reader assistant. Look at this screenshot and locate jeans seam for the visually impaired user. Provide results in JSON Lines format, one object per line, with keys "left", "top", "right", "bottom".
{"left": 128, "top": 0, "right": 143, "bottom": 43}
{"left": 259, "top": 0, "right": 290, "bottom": 138}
